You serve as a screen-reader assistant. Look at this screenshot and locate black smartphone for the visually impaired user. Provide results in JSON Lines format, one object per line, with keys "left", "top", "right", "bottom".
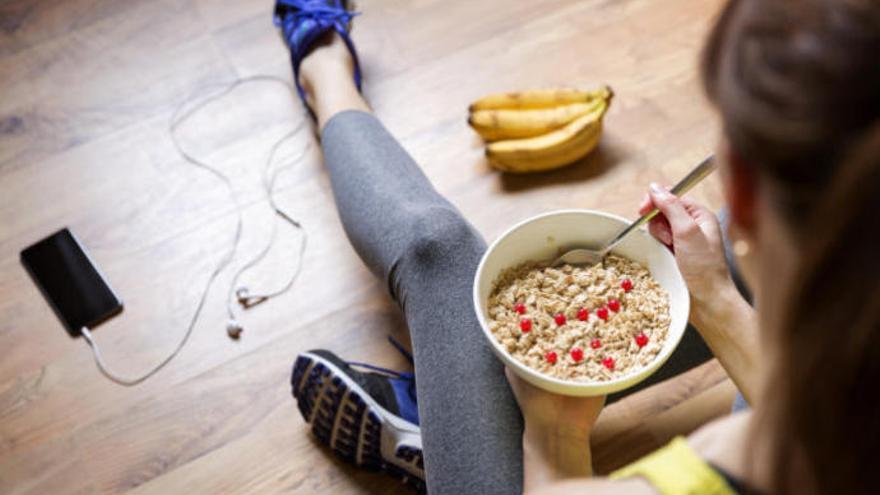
{"left": 21, "top": 228, "right": 123, "bottom": 337}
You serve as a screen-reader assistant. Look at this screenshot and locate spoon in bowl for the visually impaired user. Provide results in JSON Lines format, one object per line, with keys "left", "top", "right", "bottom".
{"left": 551, "top": 154, "right": 717, "bottom": 268}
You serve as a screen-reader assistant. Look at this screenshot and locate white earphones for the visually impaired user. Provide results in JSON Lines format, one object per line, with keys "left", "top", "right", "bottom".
{"left": 222, "top": 123, "right": 310, "bottom": 340}
{"left": 226, "top": 319, "right": 244, "bottom": 339}
{"left": 82, "top": 76, "right": 310, "bottom": 385}
{"left": 225, "top": 289, "right": 265, "bottom": 338}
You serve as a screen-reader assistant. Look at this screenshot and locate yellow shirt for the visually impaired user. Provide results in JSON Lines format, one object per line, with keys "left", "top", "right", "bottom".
{"left": 610, "top": 437, "right": 739, "bottom": 495}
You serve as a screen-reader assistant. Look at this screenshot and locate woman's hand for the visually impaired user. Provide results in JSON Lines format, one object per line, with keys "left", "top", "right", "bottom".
{"left": 639, "top": 183, "right": 734, "bottom": 311}
{"left": 506, "top": 369, "right": 605, "bottom": 491}
{"left": 506, "top": 368, "right": 605, "bottom": 435}
{"left": 640, "top": 184, "right": 762, "bottom": 401}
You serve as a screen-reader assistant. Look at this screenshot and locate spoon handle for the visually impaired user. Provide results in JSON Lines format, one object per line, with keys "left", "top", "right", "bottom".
{"left": 600, "top": 155, "right": 716, "bottom": 256}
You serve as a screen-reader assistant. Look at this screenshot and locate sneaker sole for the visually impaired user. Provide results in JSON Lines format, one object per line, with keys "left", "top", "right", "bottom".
{"left": 291, "top": 352, "right": 426, "bottom": 493}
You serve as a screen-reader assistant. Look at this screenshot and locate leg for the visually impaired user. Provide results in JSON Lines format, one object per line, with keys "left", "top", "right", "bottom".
{"left": 302, "top": 36, "right": 524, "bottom": 494}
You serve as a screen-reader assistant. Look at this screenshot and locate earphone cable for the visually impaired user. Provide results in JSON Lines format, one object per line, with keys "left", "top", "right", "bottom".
{"left": 225, "top": 123, "right": 310, "bottom": 318}
{"left": 81, "top": 75, "right": 308, "bottom": 385}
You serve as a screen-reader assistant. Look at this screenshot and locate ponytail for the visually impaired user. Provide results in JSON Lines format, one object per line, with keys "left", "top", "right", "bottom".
{"left": 767, "top": 125, "right": 880, "bottom": 495}
{"left": 701, "top": 0, "right": 880, "bottom": 492}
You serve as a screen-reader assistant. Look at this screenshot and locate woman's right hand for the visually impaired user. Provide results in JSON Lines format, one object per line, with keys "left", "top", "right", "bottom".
{"left": 639, "top": 183, "right": 734, "bottom": 311}
{"left": 640, "top": 184, "right": 762, "bottom": 402}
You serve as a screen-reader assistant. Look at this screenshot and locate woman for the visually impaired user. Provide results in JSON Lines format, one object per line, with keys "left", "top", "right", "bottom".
{"left": 278, "top": 0, "right": 880, "bottom": 493}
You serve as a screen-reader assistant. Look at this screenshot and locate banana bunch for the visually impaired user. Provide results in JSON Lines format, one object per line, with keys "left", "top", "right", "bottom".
{"left": 467, "top": 86, "right": 613, "bottom": 173}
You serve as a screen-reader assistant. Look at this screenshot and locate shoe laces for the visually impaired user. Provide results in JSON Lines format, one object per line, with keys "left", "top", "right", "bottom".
{"left": 274, "top": 0, "right": 359, "bottom": 34}
{"left": 347, "top": 336, "right": 417, "bottom": 402}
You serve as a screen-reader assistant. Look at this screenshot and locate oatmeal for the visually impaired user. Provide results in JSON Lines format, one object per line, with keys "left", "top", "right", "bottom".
{"left": 487, "top": 255, "right": 670, "bottom": 382}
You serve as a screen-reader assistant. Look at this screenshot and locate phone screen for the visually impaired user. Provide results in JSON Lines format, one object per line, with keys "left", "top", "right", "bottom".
{"left": 21, "top": 228, "right": 123, "bottom": 336}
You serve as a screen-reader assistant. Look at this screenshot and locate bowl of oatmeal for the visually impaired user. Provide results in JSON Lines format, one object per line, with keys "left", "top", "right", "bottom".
{"left": 473, "top": 210, "right": 689, "bottom": 396}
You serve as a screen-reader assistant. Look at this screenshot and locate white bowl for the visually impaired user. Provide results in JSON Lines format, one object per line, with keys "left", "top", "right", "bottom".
{"left": 473, "top": 209, "right": 690, "bottom": 397}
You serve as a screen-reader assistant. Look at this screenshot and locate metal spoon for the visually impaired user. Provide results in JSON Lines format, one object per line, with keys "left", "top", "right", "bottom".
{"left": 551, "top": 154, "right": 716, "bottom": 267}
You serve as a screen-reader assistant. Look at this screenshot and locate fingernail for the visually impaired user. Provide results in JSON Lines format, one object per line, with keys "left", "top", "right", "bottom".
{"left": 650, "top": 183, "right": 666, "bottom": 195}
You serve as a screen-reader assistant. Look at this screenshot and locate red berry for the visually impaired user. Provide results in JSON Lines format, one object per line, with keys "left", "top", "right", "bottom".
{"left": 602, "top": 357, "right": 616, "bottom": 370}
{"left": 520, "top": 318, "right": 532, "bottom": 332}
{"left": 514, "top": 303, "right": 526, "bottom": 315}
{"left": 608, "top": 299, "right": 621, "bottom": 312}
{"left": 545, "top": 351, "right": 558, "bottom": 364}
{"left": 571, "top": 347, "right": 584, "bottom": 362}
{"left": 590, "top": 338, "right": 602, "bottom": 349}
{"left": 577, "top": 308, "right": 589, "bottom": 321}
{"left": 635, "top": 333, "right": 649, "bottom": 348}
{"left": 621, "top": 279, "right": 633, "bottom": 292}
{"left": 554, "top": 313, "right": 566, "bottom": 326}
{"left": 597, "top": 307, "right": 609, "bottom": 321}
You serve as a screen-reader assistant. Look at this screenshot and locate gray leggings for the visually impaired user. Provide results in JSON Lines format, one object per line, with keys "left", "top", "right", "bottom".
{"left": 321, "top": 111, "right": 723, "bottom": 493}
{"left": 323, "top": 111, "right": 524, "bottom": 494}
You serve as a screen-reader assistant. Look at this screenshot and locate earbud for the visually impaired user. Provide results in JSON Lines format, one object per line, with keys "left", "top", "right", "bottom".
{"left": 226, "top": 319, "right": 243, "bottom": 339}
{"left": 234, "top": 286, "right": 268, "bottom": 309}
{"left": 235, "top": 287, "right": 250, "bottom": 303}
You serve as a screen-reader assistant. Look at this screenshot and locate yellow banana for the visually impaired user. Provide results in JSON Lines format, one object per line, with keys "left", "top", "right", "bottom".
{"left": 468, "top": 100, "right": 602, "bottom": 141}
{"left": 468, "top": 85, "right": 612, "bottom": 111}
{"left": 485, "top": 100, "right": 608, "bottom": 173}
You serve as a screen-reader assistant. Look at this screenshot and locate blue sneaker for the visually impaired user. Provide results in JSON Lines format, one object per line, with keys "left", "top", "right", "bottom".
{"left": 273, "top": 0, "right": 363, "bottom": 116}
{"left": 291, "top": 347, "right": 425, "bottom": 492}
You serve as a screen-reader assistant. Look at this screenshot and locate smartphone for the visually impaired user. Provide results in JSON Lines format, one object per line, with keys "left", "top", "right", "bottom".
{"left": 21, "top": 228, "right": 123, "bottom": 337}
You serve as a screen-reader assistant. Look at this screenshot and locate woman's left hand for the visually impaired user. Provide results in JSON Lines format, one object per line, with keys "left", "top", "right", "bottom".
{"left": 506, "top": 368, "right": 606, "bottom": 437}
{"left": 507, "top": 369, "right": 606, "bottom": 488}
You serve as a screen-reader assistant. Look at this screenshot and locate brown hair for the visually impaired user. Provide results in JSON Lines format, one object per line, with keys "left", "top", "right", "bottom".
{"left": 702, "top": 1, "right": 880, "bottom": 494}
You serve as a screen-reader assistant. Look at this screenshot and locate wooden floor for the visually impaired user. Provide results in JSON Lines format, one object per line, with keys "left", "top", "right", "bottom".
{"left": 0, "top": 0, "right": 733, "bottom": 493}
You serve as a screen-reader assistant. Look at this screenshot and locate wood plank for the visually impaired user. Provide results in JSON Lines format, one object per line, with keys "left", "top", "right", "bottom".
{"left": 0, "top": 0, "right": 231, "bottom": 172}
{"left": 0, "top": 0, "right": 134, "bottom": 57}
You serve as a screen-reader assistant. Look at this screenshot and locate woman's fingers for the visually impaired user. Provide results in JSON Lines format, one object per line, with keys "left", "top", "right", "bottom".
{"left": 649, "top": 183, "right": 698, "bottom": 237}
{"left": 638, "top": 193, "right": 653, "bottom": 216}
{"left": 640, "top": 184, "right": 716, "bottom": 247}
{"left": 680, "top": 198, "right": 722, "bottom": 238}
{"left": 648, "top": 216, "right": 673, "bottom": 246}
{"left": 640, "top": 189, "right": 673, "bottom": 245}
{"left": 681, "top": 197, "right": 713, "bottom": 220}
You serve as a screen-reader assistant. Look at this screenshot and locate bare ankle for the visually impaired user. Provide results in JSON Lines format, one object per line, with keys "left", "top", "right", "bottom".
{"left": 299, "top": 32, "right": 354, "bottom": 90}
{"left": 295, "top": 31, "right": 367, "bottom": 129}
